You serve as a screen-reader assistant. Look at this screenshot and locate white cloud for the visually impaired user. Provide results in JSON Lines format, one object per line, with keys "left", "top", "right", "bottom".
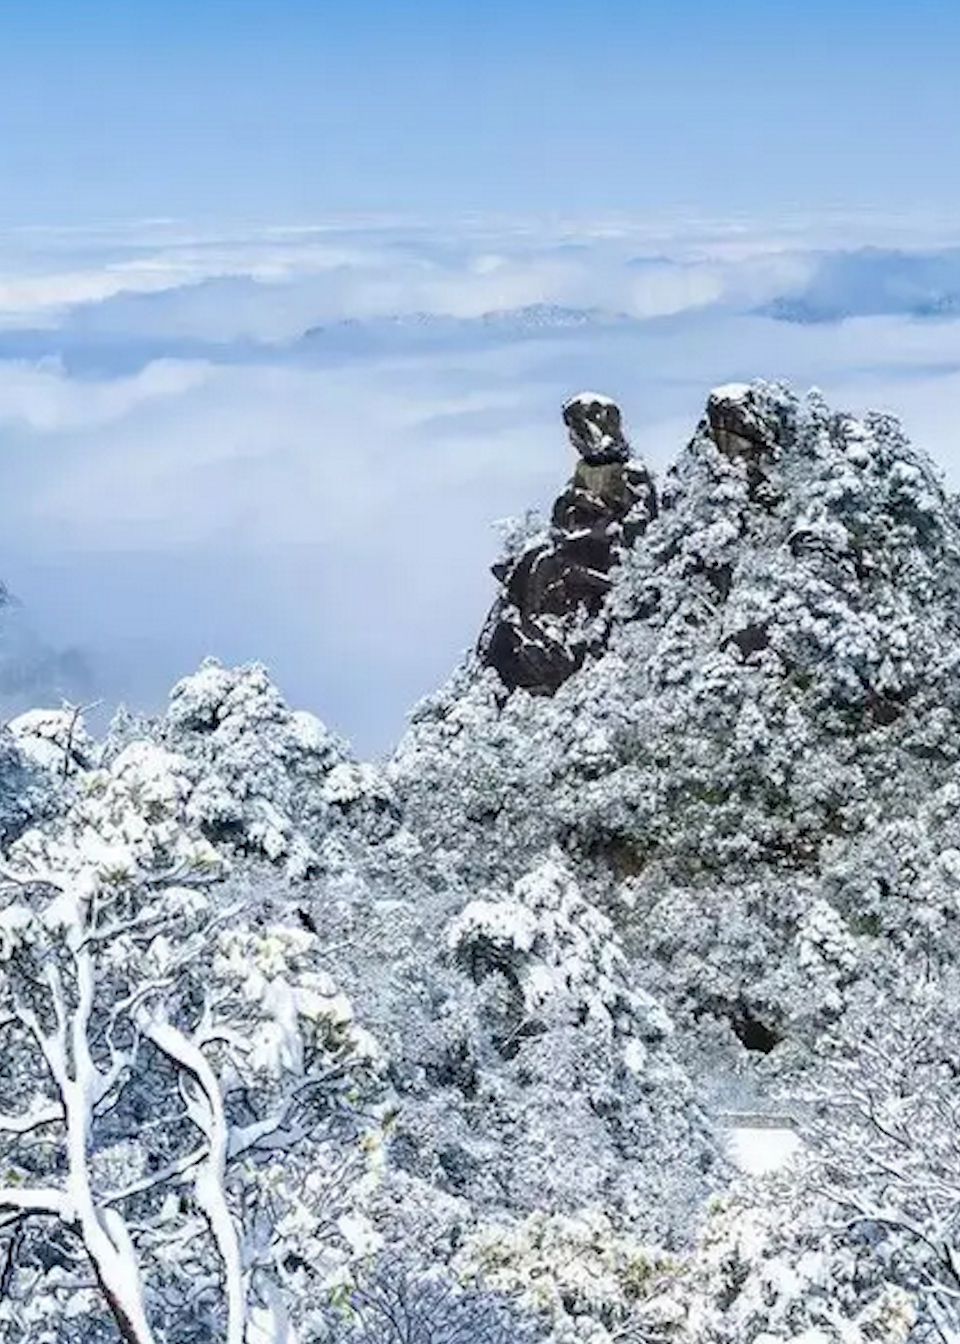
{"left": 0, "top": 217, "right": 863, "bottom": 338}
{"left": 0, "top": 359, "right": 211, "bottom": 432}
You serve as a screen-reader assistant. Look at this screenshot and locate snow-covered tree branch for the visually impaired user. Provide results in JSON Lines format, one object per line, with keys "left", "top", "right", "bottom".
{"left": 0, "top": 732, "right": 390, "bottom": 1343}
{"left": 802, "top": 981, "right": 960, "bottom": 1340}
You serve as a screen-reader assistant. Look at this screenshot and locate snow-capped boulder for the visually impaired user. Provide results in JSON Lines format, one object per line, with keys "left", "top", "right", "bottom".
{"left": 561, "top": 392, "right": 631, "bottom": 465}
{"left": 706, "top": 381, "right": 784, "bottom": 465}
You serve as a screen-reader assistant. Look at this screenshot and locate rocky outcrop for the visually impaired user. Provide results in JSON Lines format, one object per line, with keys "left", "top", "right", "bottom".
{"left": 561, "top": 392, "right": 631, "bottom": 464}
{"left": 398, "top": 376, "right": 960, "bottom": 888}
{"left": 703, "top": 383, "right": 787, "bottom": 503}
{"left": 479, "top": 393, "right": 657, "bottom": 694}
{"left": 705, "top": 383, "right": 781, "bottom": 463}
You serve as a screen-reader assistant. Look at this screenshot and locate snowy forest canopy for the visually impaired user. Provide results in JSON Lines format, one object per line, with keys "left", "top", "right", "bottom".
{"left": 2, "top": 381, "right": 960, "bottom": 1341}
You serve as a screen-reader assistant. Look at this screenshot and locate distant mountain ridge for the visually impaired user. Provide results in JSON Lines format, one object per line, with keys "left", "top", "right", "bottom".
{"left": 298, "top": 302, "right": 638, "bottom": 349}
{"left": 756, "top": 244, "right": 960, "bottom": 322}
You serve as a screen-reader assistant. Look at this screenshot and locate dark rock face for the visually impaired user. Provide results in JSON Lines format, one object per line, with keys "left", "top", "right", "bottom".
{"left": 479, "top": 394, "right": 656, "bottom": 694}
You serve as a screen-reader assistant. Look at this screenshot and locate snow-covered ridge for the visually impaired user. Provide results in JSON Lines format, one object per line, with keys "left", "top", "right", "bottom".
{"left": 400, "top": 377, "right": 960, "bottom": 884}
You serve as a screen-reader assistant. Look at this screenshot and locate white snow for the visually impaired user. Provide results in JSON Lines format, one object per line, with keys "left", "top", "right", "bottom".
{"left": 709, "top": 382, "right": 753, "bottom": 403}
{"left": 8, "top": 707, "right": 93, "bottom": 773}
{"left": 563, "top": 390, "right": 616, "bottom": 408}
{"left": 727, "top": 1124, "right": 804, "bottom": 1175}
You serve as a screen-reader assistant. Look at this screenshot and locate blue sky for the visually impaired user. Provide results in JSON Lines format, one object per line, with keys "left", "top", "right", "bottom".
{"left": 3, "top": 0, "right": 960, "bottom": 221}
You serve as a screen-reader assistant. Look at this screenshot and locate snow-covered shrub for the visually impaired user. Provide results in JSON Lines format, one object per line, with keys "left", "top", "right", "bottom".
{"left": 447, "top": 852, "right": 672, "bottom": 1049}
{"left": 794, "top": 974, "right": 960, "bottom": 1339}
{"left": 458, "top": 1209, "right": 674, "bottom": 1344}
{"left": 317, "top": 1254, "right": 544, "bottom": 1344}
{"left": 642, "top": 965, "right": 960, "bottom": 1340}
{"left": 492, "top": 508, "right": 551, "bottom": 572}
{"left": 9, "top": 737, "right": 222, "bottom": 892}
{"left": 7, "top": 705, "right": 95, "bottom": 776}
{"left": 103, "top": 659, "right": 401, "bottom": 877}
{"left": 791, "top": 898, "right": 861, "bottom": 1018}
{"left": 0, "top": 722, "right": 54, "bottom": 846}
{"left": 644, "top": 1174, "right": 917, "bottom": 1343}
{"left": 374, "top": 855, "right": 721, "bottom": 1245}
{"left": 796, "top": 899, "right": 858, "bottom": 977}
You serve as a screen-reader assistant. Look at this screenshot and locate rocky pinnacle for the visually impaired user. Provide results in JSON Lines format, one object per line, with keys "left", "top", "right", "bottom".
{"left": 479, "top": 394, "right": 657, "bottom": 695}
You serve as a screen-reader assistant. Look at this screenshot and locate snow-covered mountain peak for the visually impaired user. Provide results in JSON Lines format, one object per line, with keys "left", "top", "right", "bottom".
{"left": 398, "top": 376, "right": 960, "bottom": 900}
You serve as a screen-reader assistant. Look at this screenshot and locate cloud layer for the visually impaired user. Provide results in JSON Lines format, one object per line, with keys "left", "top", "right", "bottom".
{"left": 1, "top": 217, "right": 960, "bottom": 753}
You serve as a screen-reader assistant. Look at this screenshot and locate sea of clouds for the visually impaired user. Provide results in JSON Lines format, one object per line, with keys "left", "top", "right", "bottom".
{"left": 2, "top": 214, "right": 960, "bottom": 753}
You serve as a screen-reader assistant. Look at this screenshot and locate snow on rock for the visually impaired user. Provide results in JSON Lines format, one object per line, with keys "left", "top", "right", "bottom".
{"left": 705, "top": 380, "right": 785, "bottom": 471}
{"left": 478, "top": 395, "right": 657, "bottom": 694}
{"left": 561, "top": 391, "right": 629, "bottom": 464}
{"left": 708, "top": 382, "right": 753, "bottom": 403}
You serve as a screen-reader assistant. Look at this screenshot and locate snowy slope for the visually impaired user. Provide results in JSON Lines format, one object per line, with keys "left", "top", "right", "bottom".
{"left": 2, "top": 381, "right": 960, "bottom": 1340}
